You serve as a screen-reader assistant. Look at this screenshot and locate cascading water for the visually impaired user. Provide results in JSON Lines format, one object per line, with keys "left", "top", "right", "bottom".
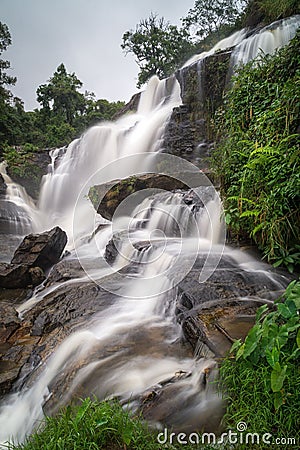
{"left": 0, "top": 17, "right": 298, "bottom": 446}
{"left": 231, "top": 15, "right": 300, "bottom": 68}
{"left": 38, "top": 75, "right": 182, "bottom": 243}
{"left": 0, "top": 162, "right": 41, "bottom": 236}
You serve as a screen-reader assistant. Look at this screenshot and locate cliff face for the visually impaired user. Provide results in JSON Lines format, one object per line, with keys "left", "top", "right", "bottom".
{"left": 5, "top": 148, "right": 51, "bottom": 200}
{"left": 162, "top": 50, "right": 232, "bottom": 172}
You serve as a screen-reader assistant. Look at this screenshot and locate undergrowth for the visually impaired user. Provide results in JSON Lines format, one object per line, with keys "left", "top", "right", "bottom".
{"left": 220, "top": 279, "right": 300, "bottom": 447}
{"left": 213, "top": 30, "right": 300, "bottom": 272}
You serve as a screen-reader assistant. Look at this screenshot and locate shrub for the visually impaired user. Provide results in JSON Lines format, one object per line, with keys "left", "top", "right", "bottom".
{"left": 213, "top": 31, "right": 300, "bottom": 271}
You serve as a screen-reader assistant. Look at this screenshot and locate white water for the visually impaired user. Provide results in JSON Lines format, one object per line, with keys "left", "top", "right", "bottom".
{"left": 0, "top": 162, "right": 41, "bottom": 234}
{"left": 0, "top": 17, "right": 298, "bottom": 446}
{"left": 182, "top": 15, "right": 300, "bottom": 70}
{"left": 231, "top": 15, "right": 300, "bottom": 67}
{"left": 38, "top": 75, "right": 182, "bottom": 244}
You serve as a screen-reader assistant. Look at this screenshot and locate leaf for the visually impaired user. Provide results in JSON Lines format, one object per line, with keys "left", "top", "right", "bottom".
{"left": 285, "top": 299, "right": 297, "bottom": 316}
{"left": 236, "top": 343, "right": 245, "bottom": 360}
{"left": 243, "top": 324, "right": 262, "bottom": 359}
{"left": 251, "top": 222, "right": 264, "bottom": 236}
{"left": 273, "top": 392, "right": 284, "bottom": 410}
{"left": 271, "top": 364, "right": 287, "bottom": 392}
{"left": 277, "top": 303, "right": 293, "bottom": 319}
{"left": 74, "top": 398, "right": 91, "bottom": 425}
{"left": 256, "top": 304, "right": 269, "bottom": 322}
{"left": 273, "top": 259, "right": 284, "bottom": 268}
{"left": 297, "top": 328, "right": 300, "bottom": 349}
{"left": 230, "top": 339, "right": 242, "bottom": 353}
{"left": 265, "top": 347, "right": 279, "bottom": 368}
{"left": 240, "top": 210, "right": 259, "bottom": 218}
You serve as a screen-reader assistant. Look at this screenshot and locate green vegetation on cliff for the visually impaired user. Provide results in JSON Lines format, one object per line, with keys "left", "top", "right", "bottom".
{"left": 213, "top": 31, "right": 300, "bottom": 271}
{"left": 221, "top": 279, "right": 300, "bottom": 444}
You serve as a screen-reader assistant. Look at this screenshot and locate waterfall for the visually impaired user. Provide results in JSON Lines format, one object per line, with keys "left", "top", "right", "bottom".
{"left": 231, "top": 15, "right": 300, "bottom": 67}
{"left": 37, "top": 75, "right": 182, "bottom": 243}
{"left": 0, "top": 162, "right": 41, "bottom": 235}
{"left": 0, "top": 16, "right": 298, "bottom": 446}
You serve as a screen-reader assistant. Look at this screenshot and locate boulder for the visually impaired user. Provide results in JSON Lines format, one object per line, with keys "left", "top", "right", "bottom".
{"left": 89, "top": 173, "right": 190, "bottom": 221}
{"left": 0, "top": 262, "right": 44, "bottom": 289}
{"left": 176, "top": 253, "right": 290, "bottom": 358}
{"left": 11, "top": 226, "right": 67, "bottom": 271}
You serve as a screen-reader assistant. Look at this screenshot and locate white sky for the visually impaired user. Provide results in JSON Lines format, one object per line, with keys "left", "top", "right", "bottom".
{"left": 1, "top": 0, "right": 196, "bottom": 110}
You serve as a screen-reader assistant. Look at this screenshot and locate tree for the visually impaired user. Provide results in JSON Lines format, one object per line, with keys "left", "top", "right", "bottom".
{"left": 182, "top": 0, "right": 247, "bottom": 40}
{"left": 36, "top": 63, "right": 85, "bottom": 125}
{"left": 121, "top": 13, "right": 194, "bottom": 87}
{"left": 0, "top": 22, "right": 23, "bottom": 150}
{"left": 0, "top": 21, "right": 17, "bottom": 98}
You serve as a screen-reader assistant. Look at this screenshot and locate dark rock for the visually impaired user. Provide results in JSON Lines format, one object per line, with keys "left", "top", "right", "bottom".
{"left": 0, "top": 263, "right": 32, "bottom": 289}
{"left": 11, "top": 226, "right": 67, "bottom": 271}
{"left": 45, "top": 258, "right": 85, "bottom": 286}
{"left": 89, "top": 173, "right": 189, "bottom": 221}
{"left": 0, "top": 262, "right": 45, "bottom": 289}
{"left": 0, "top": 302, "right": 20, "bottom": 342}
{"left": 0, "top": 174, "right": 7, "bottom": 197}
{"left": 112, "top": 92, "right": 141, "bottom": 120}
{"left": 104, "top": 235, "right": 120, "bottom": 264}
{"left": 0, "top": 287, "right": 33, "bottom": 304}
{"left": 161, "top": 50, "right": 231, "bottom": 174}
{"left": 29, "top": 267, "right": 45, "bottom": 286}
{"left": 176, "top": 253, "right": 290, "bottom": 358}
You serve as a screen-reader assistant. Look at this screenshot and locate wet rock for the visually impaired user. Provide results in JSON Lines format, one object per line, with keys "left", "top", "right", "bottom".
{"left": 89, "top": 174, "right": 189, "bottom": 221}
{"left": 112, "top": 92, "right": 141, "bottom": 120}
{"left": 176, "top": 253, "right": 289, "bottom": 358}
{"left": 129, "top": 361, "right": 223, "bottom": 433}
{"left": 0, "top": 271, "right": 118, "bottom": 398}
{"left": 0, "top": 262, "right": 38, "bottom": 289}
{"left": 0, "top": 199, "right": 33, "bottom": 235}
{"left": 45, "top": 258, "right": 85, "bottom": 286}
{"left": 0, "top": 302, "right": 20, "bottom": 342}
{"left": 0, "top": 287, "right": 32, "bottom": 305}
{"left": 11, "top": 226, "right": 67, "bottom": 271}
{"left": 0, "top": 174, "right": 6, "bottom": 197}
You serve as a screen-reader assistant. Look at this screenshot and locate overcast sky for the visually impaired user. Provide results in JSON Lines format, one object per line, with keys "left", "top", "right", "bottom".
{"left": 1, "top": 0, "right": 196, "bottom": 110}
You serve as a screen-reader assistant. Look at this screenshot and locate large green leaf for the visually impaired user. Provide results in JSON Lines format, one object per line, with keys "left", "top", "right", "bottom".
{"left": 243, "top": 324, "right": 262, "bottom": 359}
{"left": 265, "top": 347, "right": 279, "bottom": 368}
{"left": 271, "top": 364, "right": 287, "bottom": 392}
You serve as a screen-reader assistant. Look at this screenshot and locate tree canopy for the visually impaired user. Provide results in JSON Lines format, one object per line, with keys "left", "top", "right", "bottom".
{"left": 182, "top": 0, "right": 247, "bottom": 40}
{"left": 0, "top": 21, "right": 17, "bottom": 96}
{"left": 36, "top": 63, "right": 85, "bottom": 125}
{"left": 121, "top": 13, "right": 194, "bottom": 87}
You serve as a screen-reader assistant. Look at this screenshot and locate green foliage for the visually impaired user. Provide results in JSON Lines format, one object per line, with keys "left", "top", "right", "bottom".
{"left": 213, "top": 31, "right": 300, "bottom": 271}
{"left": 121, "top": 13, "right": 194, "bottom": 87}
{"left": 221, "top": 280, "right": 300, "bottom": 438}
{"left": 36, "top": 63, "right": 85, "bottom": 126}
{"left": 256, "top": 0, "right": 299, "bottom": 23}
{"left": 8, "top": 399, "right": 155, "bottom": 450}
{"left": 3, "top": 144, "right": 40, "bottom": 180}
{"left": 182, "top": 0, "right": 247, "bottom": 40}
{"left": 8, "top": 398, "right": 211, "bottom": 450}
{"left": 0, "top": 21, "right": 17, "bottom": 94}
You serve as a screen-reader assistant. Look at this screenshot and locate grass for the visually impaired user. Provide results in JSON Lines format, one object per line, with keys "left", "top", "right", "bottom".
{"left": 7, "top": 399, "right": 158, "bottom": 450}
{"left": 7, "top": 398, "right": 218, "bottom": 450}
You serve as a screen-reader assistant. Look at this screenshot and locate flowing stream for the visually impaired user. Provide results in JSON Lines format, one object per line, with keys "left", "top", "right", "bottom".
{"left": 0, "top": 16, "right": 299, "bottom": 445}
